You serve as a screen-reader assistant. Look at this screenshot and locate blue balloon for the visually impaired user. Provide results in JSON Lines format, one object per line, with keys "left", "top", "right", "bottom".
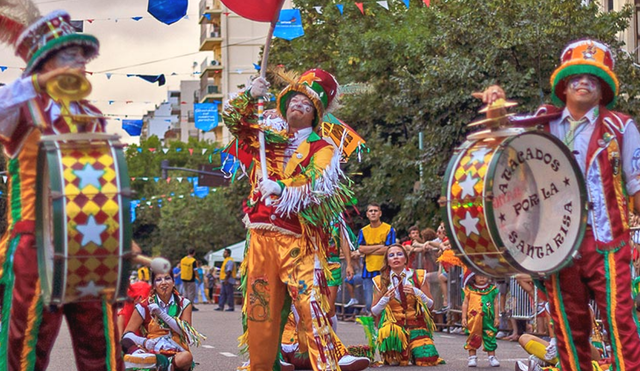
{"left": 147, "top": 0, "right": 188, "bottom": 25}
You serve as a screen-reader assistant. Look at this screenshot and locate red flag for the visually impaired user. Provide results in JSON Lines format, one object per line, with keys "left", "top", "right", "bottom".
{"left": 423, "top": 0, "right": 430, "bottom": 5}
{"left": 355, "top": 3, "right": 364, "bottom": 14}
{"left": 220, "top": 0, "right": 283, "bottom": 22}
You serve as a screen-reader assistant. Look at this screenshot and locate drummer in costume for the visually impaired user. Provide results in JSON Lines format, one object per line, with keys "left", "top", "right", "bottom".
{"left": 371, "top": 244, "right": 444, "bottom": 367}
{"left": 222, "top": 69, "right": 355, "bottom": 371}
{"left": 480, "top": 39, "right": 640, "bottom": 371}
{"left": 0, "top": 5, "right": 125, "bottom": 371}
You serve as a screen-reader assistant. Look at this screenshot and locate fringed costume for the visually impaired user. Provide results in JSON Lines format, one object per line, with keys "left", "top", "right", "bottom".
{"left": 223, "top": 69, "right": 354, "bottom": 371}
{"left": 372, "top": 269, "right": 444, "bottom": 366}
{"left": 463, "top": 283, "right": 498, "bottom": 353}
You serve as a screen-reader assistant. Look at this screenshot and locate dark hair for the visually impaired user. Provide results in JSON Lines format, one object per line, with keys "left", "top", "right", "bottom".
{"left": 188, "top": 248, "right": 196, "bottom": 255}
{"left": 224, "top": 248, "right": 231, "bottom": 255}
{"left": 408, "top": 226, "right": 419, "bottom": 233}
{"left": 366, "top": 203, "right": 380, "bottom": 212}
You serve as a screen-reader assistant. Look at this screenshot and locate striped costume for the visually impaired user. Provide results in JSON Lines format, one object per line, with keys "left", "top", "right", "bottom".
{"left": 0, "top": 77, "right": 122, "bottom": 371}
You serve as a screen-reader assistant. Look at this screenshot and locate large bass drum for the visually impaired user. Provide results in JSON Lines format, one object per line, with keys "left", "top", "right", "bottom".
{"left": 36, "top": 133, "right": 132, "bottom": 305}
{"left": 442, "top": 129, "right": 587, "bottom": 277}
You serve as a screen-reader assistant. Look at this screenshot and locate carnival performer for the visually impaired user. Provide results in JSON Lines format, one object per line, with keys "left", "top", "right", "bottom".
{"left": 478, "top": 38, "right": 640, "bottom": 371}
{"left": 460, "top": 272, "right": 500, "bottom": 368}
{"left": 222, "top": 69, "right": 355, "bottom": 371}
{"left": 121, "top": 260, "right": 205, "bottom": 371}
{"left": 0, "top": 6, "right": 125, "bottom": 370}
{"left": 280, "top": 305, "right": 370, "bottom": 371}
{"left": 371, "top": 244, "right": 444, "bottom": 367}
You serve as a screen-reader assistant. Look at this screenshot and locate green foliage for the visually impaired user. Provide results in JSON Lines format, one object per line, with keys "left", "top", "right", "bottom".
{"left": 269, "top": 0, "right": 637, "bottom": 235}
{"left": 127, "top": 137, "right": 247, "bottom": 264}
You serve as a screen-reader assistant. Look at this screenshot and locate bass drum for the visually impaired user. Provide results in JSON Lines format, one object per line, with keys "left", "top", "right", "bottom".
{"left": 442, "top": 129, "right": 587, "bottom": 277}
{"left": 36, "top": 133, "right": 132, "bottom": 305}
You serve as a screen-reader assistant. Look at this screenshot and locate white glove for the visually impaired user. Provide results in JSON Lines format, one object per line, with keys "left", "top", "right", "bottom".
{"left": 545, "top": 337, "right": 557, "bottom": 361}
{"left": 145, "top": 336, "right": 185, "bottom": 353}
{"left": 248, "top": 77, "right": 270, "bottom": 99}
{"left": 412, "top": 287, "right": 434, "bottom": 309}
{"left": 147, "top": 303, "right": 161, "bottom": 316}
{"left": 259, "top": 179, "right": 282, "bottom": 201}
{"left": 371, "top": 296, "right": 390, "bottom": 316}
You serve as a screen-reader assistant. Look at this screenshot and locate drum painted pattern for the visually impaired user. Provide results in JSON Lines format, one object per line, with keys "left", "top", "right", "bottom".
{"left": 37, "top": 135, "right": 131, "bottom": 305}
{"left": 446, "top": 140, "right": 515, "bottom": 277}
{"left": 443, "top": 131, "right": 586, "bottom": 278}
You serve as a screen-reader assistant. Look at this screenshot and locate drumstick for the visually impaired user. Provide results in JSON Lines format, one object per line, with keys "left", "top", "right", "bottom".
{"left": 454, "top": 251, "right": 505, "bottom": 256}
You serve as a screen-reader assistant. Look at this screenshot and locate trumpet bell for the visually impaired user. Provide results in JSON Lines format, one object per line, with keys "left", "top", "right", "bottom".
{"left": 46, "top": 72, "right": 92, "bottom": 102}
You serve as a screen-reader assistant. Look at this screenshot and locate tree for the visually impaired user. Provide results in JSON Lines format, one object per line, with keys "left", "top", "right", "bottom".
{"left": 268, "top": 0, "right": 636, "bottom": 234}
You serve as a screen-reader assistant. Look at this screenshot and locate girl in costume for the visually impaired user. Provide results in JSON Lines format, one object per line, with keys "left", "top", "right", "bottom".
{"left": 121, "top": 259, "right": 205, "bottom": 371}
{"left": 371, "top": 244, "right": 445, "bottom": 366}
{"left": 461, "top": 272, "right": 500, "bottom": 367}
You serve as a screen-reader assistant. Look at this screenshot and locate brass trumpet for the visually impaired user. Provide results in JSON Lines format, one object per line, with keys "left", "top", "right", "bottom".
{"left": 45, "top": 71, "right": 92, "bottom": 102}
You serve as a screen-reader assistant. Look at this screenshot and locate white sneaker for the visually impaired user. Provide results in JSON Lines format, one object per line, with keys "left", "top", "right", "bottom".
{"left": 496, "top": 330, "right": 508, "bottom": 339}
{"left": 338, "top": 355, "right": 370, "bottom": 371}
{"left": 468, "top": 355, "right": 477, "bottom": 367}
{"left": 344, "top": 298, "right": 359, "bottom": 308}
{"left": 488, "top": 355, "right": 500, "bottom": 367}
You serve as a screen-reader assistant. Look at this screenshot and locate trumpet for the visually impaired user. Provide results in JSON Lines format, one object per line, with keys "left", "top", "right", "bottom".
{"left": 45, "top": 71, "right": 92, "bottom": 102}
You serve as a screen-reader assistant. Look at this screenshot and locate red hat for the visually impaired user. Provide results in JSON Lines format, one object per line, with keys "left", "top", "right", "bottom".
{"left": 462, "top": 270, "right": 476, "bottom": 287}
{"left": 277, "top": 68, "right": 339, "bottom": 127}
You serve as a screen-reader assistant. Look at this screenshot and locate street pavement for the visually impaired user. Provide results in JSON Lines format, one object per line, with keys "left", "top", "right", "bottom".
{"left": 48, "top": 304, "right": 529, "bottom": 370}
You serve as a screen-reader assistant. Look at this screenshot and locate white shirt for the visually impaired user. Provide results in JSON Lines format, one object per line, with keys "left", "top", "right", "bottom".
{"left": 283, "top": 126, "right": 312, "bottom": 169}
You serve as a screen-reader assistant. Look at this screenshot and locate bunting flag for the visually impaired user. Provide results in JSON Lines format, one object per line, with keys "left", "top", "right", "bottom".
{"left": 423, "top": 0, "right": 430, "bottom": 5}
{"left": 147, "top": 0, "right": 188, "bottom": 25}
{"left": 355, "top": 3, "right": 365, "bottom": 14}
{"left": 336, "top": 4, "right": 344, "bottom": 14}
{"left": 122, "top": 119, "right": 144, "bottom": 136}
{"left": 274, "top": 9, "right": 304, "bottom": 40}
{"left": 130, "top": 74, "right": 167, "bottom": 86}
{"left": 314, "top": 6, "right": 323, "bottom": 14}
{"left": 402, "top": 0, "right": 410, "bottom": 8}
{"left": 377, "top": 1, "right": 389, "bottom": 10}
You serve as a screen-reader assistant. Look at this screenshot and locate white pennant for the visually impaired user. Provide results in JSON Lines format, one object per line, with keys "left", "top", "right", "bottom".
{"left": 2, "top": 176, "right": 6, "bottom": 183}
{"left": 202, "top": 149, "right": 207, "bottom": 155}
{"left": 314, "top": 6, "right": 323, "bottom": 14}
{"left": 142, "top": 177, "right": 149, "bottom": 181}
{"left": 177, "top": 177, "right": 183, "bottom": 183}
{"left": 377, "top": 1, "right": 389, "bottom": 9}
{"left": 162, "top": 148, "right": 169, "bottom": 154}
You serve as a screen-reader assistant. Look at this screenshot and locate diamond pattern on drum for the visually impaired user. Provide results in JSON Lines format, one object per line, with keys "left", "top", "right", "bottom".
{"left": 448, "top": 143, "right": 513, "bottom": 276}
{"left": 60, "top": 142, "right": 121, "bottom": 302}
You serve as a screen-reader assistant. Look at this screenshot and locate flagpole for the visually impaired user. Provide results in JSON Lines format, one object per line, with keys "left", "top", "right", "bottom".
{"left": 257, "top": 0, "right": 285, "bottom": 205}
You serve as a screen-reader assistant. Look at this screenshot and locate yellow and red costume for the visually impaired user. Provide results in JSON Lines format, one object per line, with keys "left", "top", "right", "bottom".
{"left": 372, "top": 269, "right": 444, "bottom": 366}
{"left": 223, "top": 69, "right": 354, "bottom": 371}
{"left": 463, "top": 283, "right": 498, "bottom": 353}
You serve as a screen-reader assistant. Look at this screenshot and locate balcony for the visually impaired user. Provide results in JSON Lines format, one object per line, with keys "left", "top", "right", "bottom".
{"left": 199, "top": 0, "right": 222, "bottom": 24}
{"left": 201, "top": 58, "right": 223, "bottom": 77}
{"left": 200, "top": 84, "right": 223, "bottom": 103}
{"left": 200, "top": 26, "right": 222, "bottom": 51}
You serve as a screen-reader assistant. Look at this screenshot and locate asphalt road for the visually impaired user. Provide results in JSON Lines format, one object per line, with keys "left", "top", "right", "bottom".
{"left": 48, "top": 304, "right": 529, "bottom": 370}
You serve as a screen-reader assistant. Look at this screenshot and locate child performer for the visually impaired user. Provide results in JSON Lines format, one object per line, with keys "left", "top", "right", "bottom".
{"left": 461, "top": 271, "right": 500, "bottom": 368}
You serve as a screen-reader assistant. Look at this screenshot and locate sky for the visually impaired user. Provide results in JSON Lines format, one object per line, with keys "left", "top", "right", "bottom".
{"left": 0, "top": 0, "right": 212, "bottom": 144}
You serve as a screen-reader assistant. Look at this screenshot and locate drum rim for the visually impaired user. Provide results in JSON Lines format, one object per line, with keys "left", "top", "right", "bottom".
{"left": 483, "top": 130, "right": 588, "bottom": 276}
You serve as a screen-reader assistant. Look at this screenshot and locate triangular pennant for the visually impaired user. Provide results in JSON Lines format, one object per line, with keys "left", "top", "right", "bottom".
{"left": 87, "top": 19, "right": 95, "bottom": 23}
{"left": 377, "top": 1, "right": 389, "bottom": 10}
{"left": 162, "top": 148, "right": 169, "bottom": 154}
{"left": 355, "top": 3, "right": 364, "bottom": 14}
{"left": 0, "top": 66, "right": 7, "bottom": 72}
{"left": 149, "top": 148, "right": 156, "bottom": 152}
{"left": 131, "top": 177, "right": 136, "bottom": 181}
{"left": 188, "top": 148, "right": 194, "bottom": 155}
{"left": 142, "top": 177, "right": 149, "bottom": 181}
{"left": 201, "top": 149, "right": 207, "bottom": 155}
{"left": 108, "top": 100, "right": 114, "bottom": 105}
{"left": 106, "top": 73, "right": 112, "bottom": 79}
{"left": 137, "top": 148, "right": 143, "bottom": 153}
{"left": 2, "top": 176, "right": 6, "bottom": 183}
{"left": 402, "top": 0, "right": 410, "bottom": 8}
{"left": 313, "top": 6, "right": 323, "bottom": 14}
{"left": 423, "top": 0, "right": 430, "bottom": 5}
{"left": 336, "top": 4, "right": 344, "bottom": 14}
{"left": 176, "top": 148, "right": 182, "bottom": 152}
{"left": 154, "top": 177, "right": 160, "bottom": 182}
{"left": 204, "top": 13, "right": 211, "bottom": 20}
{"left": 177, "top": 177, "right": 183, "bottom": 183}
{"left": 131, "top": 16, "right": 143, "bottom": 21}
{"left": 166, "top": 177, "right": 171, "bottom": 183}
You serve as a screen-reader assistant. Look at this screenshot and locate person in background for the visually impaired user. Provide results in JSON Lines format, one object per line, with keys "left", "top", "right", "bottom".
{"left": 194, "top": 262, "right": 206, "bottom": 305}
{"left": 173, "top": 263, "right": 183, "bottom": 296}
{"left": 138, "top": 265, "right": 151, "bottom": 284}
{"left": 358, "top": 203, "right": 396, "bottom": 314}
{"left": 206, "top": 267, "right": 217, "bottom": 305}
{"left": 215, "top": 248, "right": 236, "bottom": 312}
{"left": 180, "top": 249, "right": 198, "bottom": 312}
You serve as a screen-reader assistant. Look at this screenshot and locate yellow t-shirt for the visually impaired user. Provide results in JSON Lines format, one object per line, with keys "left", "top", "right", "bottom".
{"left": 180, "top": 256, "right": 196, "bottom": 281}
{"left": 359, "top": 222, "right": 394, "bottom": 274}
{"left": 137, "top": 266, "right": 150, "bottom": 282}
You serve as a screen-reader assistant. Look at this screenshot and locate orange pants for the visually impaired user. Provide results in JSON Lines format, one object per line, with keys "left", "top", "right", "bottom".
{"left": 245, "top": 229, "right": 341, "bottom": 371}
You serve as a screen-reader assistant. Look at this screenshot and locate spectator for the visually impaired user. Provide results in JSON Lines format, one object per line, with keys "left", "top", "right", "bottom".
{"left": 206, "top": 267, "right": 217, "bottom": 305}
{"left": 194, "top": 262, "right": 206, "bottom": 304}
{"left": 344, "top": 250, "right": 363, "bottom": 311}
{"left": 358, "top": 203, "right": 396, "bottom": 314}
{"left": 215, "top": 248, "right": 236, "bottom": 312}
{"left": 403, "top": 226, "right": 425, "bottom": 269}
{"left": 173, "top": 263, "right": 183, "bottom": 295}
{"left": 138, "top": 265, "right": 151, "bottom": 284}
{"left": 180, "top": 249, "right": 198, "bottom": 311}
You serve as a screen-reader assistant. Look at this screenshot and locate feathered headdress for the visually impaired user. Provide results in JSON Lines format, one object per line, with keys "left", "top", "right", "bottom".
{"left": 0, "top": 0, "right": 99, "bottom": 75}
